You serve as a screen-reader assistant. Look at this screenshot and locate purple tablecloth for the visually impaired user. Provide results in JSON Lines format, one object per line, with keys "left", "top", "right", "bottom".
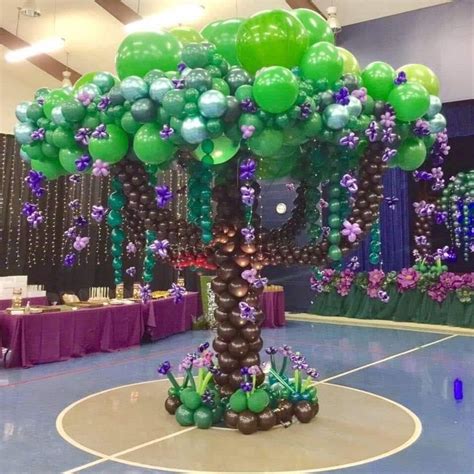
{"left": 261, "top": 290, "right": 286, "bottom": 328}
{"left": 142, "top": 292, "right": 199, "bottom": 341}
{"left": 0, "top": 296, "right": 48, "bottom": 311}
{"left": 0, "top": 303, "right": 143, "bottom": 368}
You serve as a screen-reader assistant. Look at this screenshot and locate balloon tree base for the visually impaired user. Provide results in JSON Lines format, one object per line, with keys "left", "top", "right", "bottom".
{"left": 160, "top": 345, "right": 320, "bottom": 435}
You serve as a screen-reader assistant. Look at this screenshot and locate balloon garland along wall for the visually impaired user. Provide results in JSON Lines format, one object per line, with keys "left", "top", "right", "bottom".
{"left": 13, "top": 8, "right": 447, "bottom": 434}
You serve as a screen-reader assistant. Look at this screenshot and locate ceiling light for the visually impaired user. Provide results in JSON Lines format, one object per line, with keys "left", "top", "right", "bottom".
{"left": 326, "top": 6, "right": 342, "bottom": 34}
{"left": 19, "top": 0, "right": 41, "bottom": 17}
{"left": 5, "top": 37, "right": 65, "bottom": 63}
{"left": 125, "top": 4, "right": 205, "bottom": 33}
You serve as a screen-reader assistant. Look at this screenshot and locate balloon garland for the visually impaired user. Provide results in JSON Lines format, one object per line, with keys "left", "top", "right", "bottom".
{"left": 13, "top": 8, "right": 448, "bottom": 434}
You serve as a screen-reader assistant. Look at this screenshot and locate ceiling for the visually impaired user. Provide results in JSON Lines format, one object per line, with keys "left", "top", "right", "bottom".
{"left": 0, "top": 0, "right": 453, "bottom": 79}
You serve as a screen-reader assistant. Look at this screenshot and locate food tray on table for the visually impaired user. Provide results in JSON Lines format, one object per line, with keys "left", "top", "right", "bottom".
{"left": 66, "top": 301, "right": 105, "bottom": 309}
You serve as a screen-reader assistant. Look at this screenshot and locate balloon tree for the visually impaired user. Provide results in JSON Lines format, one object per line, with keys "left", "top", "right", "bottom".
{"left": 14, "top": 9, "right": 447, "bottom": 434}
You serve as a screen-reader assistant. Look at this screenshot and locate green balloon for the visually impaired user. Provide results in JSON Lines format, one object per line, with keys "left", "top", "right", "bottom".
{"left": 397, "top": 64, "right": 440, "bottom": 96}
{"left": 238, "top": 113, "right": 264, "bottom": 134}
{"left": 201, "top": 18, "right": 244, "bottom": 66}
{"left": 108, "top": 191, "right": 126, "bottom": 210}
{"left": 292, "top": 8, "right": 334, "bottom": 45}
{"left": 115, "top": 32, "right": 182, "bottom": 80}
{"left": 43, "top": 89, "right": 71, "bottom": 119}
{"left": 300, "top": 41, "right": 343, "bottom": 86}
{"left": 52, "top": 127, "right": 76, "bottom": 149}
{"left": 89, "top": 124, "right": 129, "bottom": 163}
{"left": 23, "top": 142, "right": 46, "bottom": 161}
{"left": 31, "top": 158, "right": 66, "bottom": 180}
{"left": 59, "top": 147, "right": 83, "bottom": 173}
{"left": 73, "top": 72, "right": 98, "bottom": 91}
{"left": 388, "top": 82, "right": 430, "bottom": 122}
{"left": 328, "top": 245, "right": 342, "bottom": 261}
{"left": 195, "top": 136, "right": 239, "bottom": 164}
{"left": 229, "top": 389, "right": 247, "bottom": 413}
{"left": 121, "top": 111, "right": 141, "bottom": 134}
{"left": 211, "top": 78, "right": 230, "bottom": 95}
{"left": 193, "top": 406, "right": 213, "bottom": 429}
{"left": 257, "top": 152, "right": 296, "bottom": 180}
{"left": 111, "top": 228, "right": 125, "bottom": 244}
{"left": 107, "top": 210, "right": 123, "bottom": 227}
{"left": 236, "top": 10, "right": 308, "bottom": 74}
{"left": 361, "top": 62, "right": 395, "bottom": 101}
{"left": 41, "top": 142, "right": 59, "bottom": 159}
{"left": 396, "top": 138, "right": 427, "bottom": 171}
{"left": 235, "top": 84, "right": 254, "bottom": 101}
{"left": 133, "top": 123, "right": 175, "bottom": 164}
{"left": 169, "top": 26, "right": 204, "bottom": 45}
{"left": 337, "top": 47, "right": 360, "bottom": 75}
{"left": 253, "top": 66, "right": 299, "bottom": 114}
{"left": 175, "top": 405, "right": 195, "bottom": 427}
{"left": 247, "top": 389, "right": 270, "bottom": 414}
{"left": 82, "top": 114, "right": 100, "bottom": 130}
{"left": 302, "top": 112, "right": 322, "bottom": 137}
{"left": 162, "top": 89, "right": 186, "bottom": 117}
{"left": 249, "top": 128, "right": 284, "bottom": 157}
{"left": 26, "top": 103, "right": 44, "bottom": 122}
{"left": 61, "top": 100, "right": 86, "bottom": 122}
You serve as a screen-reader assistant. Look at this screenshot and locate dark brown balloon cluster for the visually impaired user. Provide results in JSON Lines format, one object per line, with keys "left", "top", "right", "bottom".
{"left": 260, "top": 143, "right": 387, "bottom": 268}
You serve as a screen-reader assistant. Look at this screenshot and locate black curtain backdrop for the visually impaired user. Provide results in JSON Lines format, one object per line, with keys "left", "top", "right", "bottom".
{"left": 0, "top": 133, "right": 200, "bottom": 300}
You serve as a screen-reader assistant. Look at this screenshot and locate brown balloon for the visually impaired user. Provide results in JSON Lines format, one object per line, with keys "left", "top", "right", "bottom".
{"left": 164, "top": 396, "right": 181, "bottom": 415}
{"left": 213, "top": 371, "right": 229, "bottom": 386}
{"left": 218, "top": 352, "right": 239, "bottom": 371}
{"left": 216, "top": 292, "right": 238, "bottom": 311}
{"left": 228, "top": 278, "right": 249, "bottom": 298}
{"left": 257, "top": 408, "right": 277, "bottom": 431}
{"left": 228, "top": 337, "right": 249, "bottom": 358}
{"left": 217, "top": 261, "right": 240, "bottom": 281}
{"left": 224, "top": 409, "right": 239, "bottom": 428}
{"left": 216, "top": 321, "right": 237, "bottom": 342}
{"left": 239, "top": 324, "right": 260, "bottom": 342}
{"left": 240, "top": 351, "right": 260, "bottom": 367}
{"left": 228, "top": 368, "right": 244, "bottom": 389}
{"left": 214, "top": 309, "right": 229, "bottom": 323}
{"left": 277, "top": 400, "right": 294, "bottom": 422}
{"left": 294, "top": 401, "right": 314, "bottom": 423}
{"left": 229, "top": 311, "right": 248, "bottom": 329}
{"left": 237, "top": 411, "right": 258, "bottom": 435}
{"left": 212, "top": 337, "right": 228, "bottom": 353}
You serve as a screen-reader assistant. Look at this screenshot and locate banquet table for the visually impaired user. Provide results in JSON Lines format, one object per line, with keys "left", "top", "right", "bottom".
{"left": 142, "top": 292, "right": 199, "bottom": 341}
{"left": 261, "top": 290, "right": 286, "bottom": 328}
{"left": 0, "top": 303, "right": 144, "bottom": 368}
{"left": 0, "top": 296, "right": 48, "bottom": 311}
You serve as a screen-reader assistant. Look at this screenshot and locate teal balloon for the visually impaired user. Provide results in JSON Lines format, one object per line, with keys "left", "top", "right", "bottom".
{"left": 131, "top": 98, "right": 157, "bottom": 123}
{"left": 35, "top": 87, "right": 51, "bottom": 100}
{"left": 181, "top": 42, "right": 210, "bottom": 68}
{"left": 425, "top": 95, "right": 442, "bottom": 119}
{"left": 16, "top": 101, "right": 32, "bottom": 122}
{"left": 184, "top": 68, "right": 212, "bottom": 92}
{"left": 75, "top": 83, "right": 101, "bottom": 102}
{"left": 61, "top": 100, "right": 86, "bottom": 122}
{"left": 149, "top": 78, "right": 173, "bottom": 103}
{"left": 92, "top": 72, "right": 116, "bottom": 92}
{"left": 197, "top": 90, "right": 227, "bottom": 118}
{"left": 14, "top": 122, "right": 34, "bottom": 145}
{"left": 346, "top": 96, "right": 362, "bottom": 117}
{"left": 144, "top": 69, "right": 166, "bottom": 84}
{"left": 51, "top": 106, "right": 67, "bottom": 126}
{"left": 120, "top": 76, "right": 149, "bottom": 101}
{"left": 428, "top": 113, "right": 446, "bottom": 133}
{"left": 19, "top": 147, "right": 30, "bottom": 163}
{"left": 323, "top": 103, "right": 349, "bottom": 130}
{"left": 181, "top": 116, "right": 208, "bottom": 144}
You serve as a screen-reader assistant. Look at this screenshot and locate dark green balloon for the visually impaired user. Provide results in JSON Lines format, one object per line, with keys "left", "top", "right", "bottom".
{"left": 61, "top": 100, "right": 86, "bottom": 122}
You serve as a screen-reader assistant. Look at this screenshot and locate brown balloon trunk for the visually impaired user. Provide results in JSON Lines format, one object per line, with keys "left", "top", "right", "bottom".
{"left": 210, "top": 178, "right": 265, "bottom": 397}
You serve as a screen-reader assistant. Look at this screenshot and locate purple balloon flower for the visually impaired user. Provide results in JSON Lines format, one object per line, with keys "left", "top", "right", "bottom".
{"left": 64, "top": 226, "right": 77, "bottom": 240}
{"left": 435, "top": 211, "right": 448, "bottom": 225}
{"left": 97, "top": 96, "right": 111, "bottom": 112}
{"left": 155, "top": 185, "right": 173, "bottom": 208}
{"left": 177, "top": 62, "right": 187, "bottom": 73}
{"left": 157, "top": 361, "right": 171, "bottom": 375}
{"left": 73, "top": 215, "right": 88, "bottom": 227}
{"left": 340, "top": 174, "right": 358, "bottom": 193}
{"left": 413, "top": 119, "right": 431, "bottom": 137}
{"left": 299, "top": 102, "right": 312, "bottom": 119}
{"left": 74, "top": 127, "right": 92, "bottom": 146}
{"left": 351, "top": 87, "right": 367, "bottom": 103}
{"left": 333, "top": 87, "right": 350, "bottom": 105}
{"left": 30, "top": 128, "right": 45, "bottom": 141}
{"left": 241, "top": 124, "right": 255, "bottom": 139}
{"left": 341, "top": 220, "right": 362, "bottom": 243}
{"left": 240, "top": 381, "right": 253, "bottom": 392}
{"left": 75, "top": 154, "right": 92, "bottom": 172}
{"left": 239, "top": 301, "right": 256, "bottom": 323}
{"left": 394, "top": 71, "right": 407, "bottom": 85}
{"left": 241, "top": 268, "right": 257, "bottom": 284}
{"left": 378, "top": 290, "right": 390, "bottom": 303}
{"left": 22, "top": 202, "right": 38, "bottom": 217}
{"left": 126, "top": 241, "right": 137, "bottom": 255}
{"left": 172, "top": 78, "right": 185, "bottom": 89}
{"left": 160, "top": 124, "right": 174, "bottom": 140}
{"left": 339, "top": 132, "right": 360, "bottom": 150}
{"left": 381, "top": 127, "right": 397, "bottom": 144}
{"left": 149, "top": 239, "right": 169, "bottom": 258}
{"left": 252, "top": 276, "right": 268, "bottom": 289}
{"left": 239, "top": 158, "right": 256, "bottom": 181}
{"left": 168, "top": 282, "right": 186, "bottom": 304}
{"left": 380, "top": 111, "right": 396, "bottom": 129}
{"left": 26, "top": 210, "right": 44, "bottom": 228}
{"left": 365, "top": 121, "right": 379, "bottom": 142}
{"left": 240, "top": 98, "right": 257, "bottom": 113}
{"left": 76, "top": 90, "right": 93, "bottom": 106}
{"left": 382, "top": 147, "right": 397, "bottom": 162}
{"left": 68, "top": 199, "right": 80, "bottom": 210}
{"left": 91, "top": 124, "right": 108, "bottom": 140}
{"left": 139, "top": 284, "right": 152, "bottom": 303}
{"left": 347, "top": 256, "right": 360, "bottom": 271}
{"left": 384, "top": 196, "right": 399, "bottom": 209}
{"left": 69, "top": 174, "right": 81, "bottom": 184}
{"left": 73, "top": 236, "right": 90, "bottom": 252}
{"left": 92, "top": 159, "right": 110, "bottom": 177}
{"left": 126, "top": 266, "right": 137, "bottom": 277}
{"left": 91, "top": 205, "right": 106, "bottom": 223}
{"left": 241, "top": 226, "right": 255, "bottom": 243}
{"left": 63, "top": 253, "right": 76, "bottom": 267}
{"left": 240, "top": 185, "right": 255, "bottom": 206}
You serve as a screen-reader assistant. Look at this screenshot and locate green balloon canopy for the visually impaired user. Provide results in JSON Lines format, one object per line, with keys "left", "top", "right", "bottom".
{"left": 236, "top": 10, "right": 308, "bottom": 74}
{"left": 195, "top": 136, "right": 239, "bottom": 165}
{"left": 201, "top": 19, "right": 244, "bottom": 66}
